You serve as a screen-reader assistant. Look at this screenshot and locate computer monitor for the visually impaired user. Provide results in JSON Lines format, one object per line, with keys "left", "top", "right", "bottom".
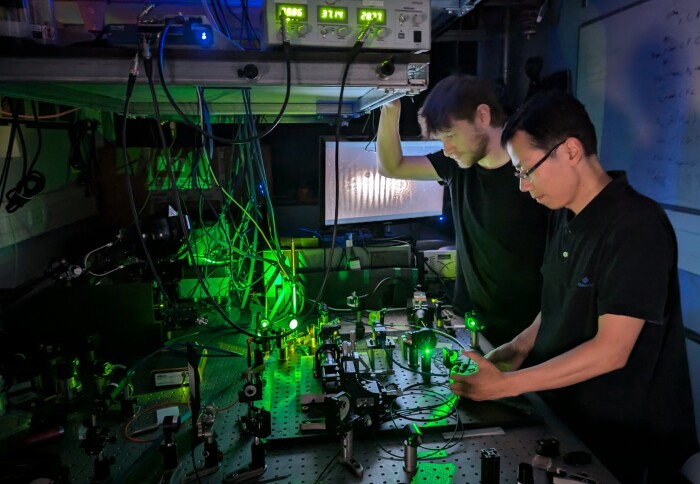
{"left": 321, "top": 139, "right": 445, "bottom": 226}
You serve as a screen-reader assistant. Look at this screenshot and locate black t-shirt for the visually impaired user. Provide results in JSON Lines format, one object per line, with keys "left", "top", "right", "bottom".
{"left": 428, "top": 151, "right": 549, "bottom": 345}
{"left": 527, "top": 171, "right": 699, "bottom": 482}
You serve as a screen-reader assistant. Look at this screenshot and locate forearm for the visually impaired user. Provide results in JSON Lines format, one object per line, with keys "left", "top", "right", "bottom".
{"left": 503, "top": 336, "right": 626, "bottom": 396}
{"left": 376, "top": 104, "right": 404, "bottom": 177}
{"left": 503, "top": 314, "right": 643, "bottom": 396}
{"left": 454, "top": 316, "right": 644, "bottom": 402}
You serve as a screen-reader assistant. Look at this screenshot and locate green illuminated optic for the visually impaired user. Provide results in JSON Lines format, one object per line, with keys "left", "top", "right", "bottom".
{"left": 444, "top": 350, "right": 459, "bottom": 367}
{"left": 261, "top": 319, "right": 270, "bottom": 328}
{"left": 318, "top": 6, "right": 347, "bottom": 23}
{"left": 277, "top": 3, "right": 307, "bottom": 21}
{"left": 466, "top": 317, "right": 477, "bottom": 329}
{"left": 424, "top": 348, "right": 431, "bottom": 355}
{"left": 289, "top": 318, "right": 298, "bottom": 330}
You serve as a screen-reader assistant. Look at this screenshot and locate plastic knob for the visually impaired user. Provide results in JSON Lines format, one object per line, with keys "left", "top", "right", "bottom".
{"left": 238, "top": 64, "right": 259, "bottom": 80}
{"left": 377, "top": 60, "right": 395, "bottom": 78}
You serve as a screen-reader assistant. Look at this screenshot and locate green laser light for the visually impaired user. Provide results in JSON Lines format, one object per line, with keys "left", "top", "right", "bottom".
{"left": 466, "top": 317, "right": 478, "bottom": 329}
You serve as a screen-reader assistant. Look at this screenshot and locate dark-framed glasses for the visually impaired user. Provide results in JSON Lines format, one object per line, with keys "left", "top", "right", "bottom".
{"left": 514, "top": 138, "right": 567, "bottom": 180}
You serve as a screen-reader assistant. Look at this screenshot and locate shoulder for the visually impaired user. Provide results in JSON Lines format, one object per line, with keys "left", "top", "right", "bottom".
{"left": 427, "top": 151, "right": 452, "bottom": 178}
{"left": 597, "top": 172, "right": 666, "bottom": 223}
{"left": 612, "top": 185, "right": 670, "bottom": 229}
{"left": 427, "top": 151, "right": 450, "bottom": 167}
{"left": 606, "top": 187, "right": 675, "bottom": 255}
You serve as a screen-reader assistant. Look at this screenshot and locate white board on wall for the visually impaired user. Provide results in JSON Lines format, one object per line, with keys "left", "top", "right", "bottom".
{"left": 578, "top": 0, "right": 700, "bottom": 275}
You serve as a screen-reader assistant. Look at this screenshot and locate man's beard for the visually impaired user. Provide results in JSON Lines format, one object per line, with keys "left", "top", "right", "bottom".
{"left": 455, "top": 131, "right": 489, "bottom": 168}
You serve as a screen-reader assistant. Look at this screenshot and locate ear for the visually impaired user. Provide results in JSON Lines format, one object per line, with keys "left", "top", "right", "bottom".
{"left": 563, "top": 137, "right": 585, "bottom": 166}
{"left": 475, "top": 104, "right": 491, "bottom": 127}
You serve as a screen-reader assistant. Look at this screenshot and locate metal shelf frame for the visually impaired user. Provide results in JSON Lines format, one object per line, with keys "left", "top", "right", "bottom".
{"left": 0, "top": 46, "right": 430, "bottom": 119}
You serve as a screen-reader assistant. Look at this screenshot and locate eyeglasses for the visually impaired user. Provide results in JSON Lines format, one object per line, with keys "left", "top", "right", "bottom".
{"left": 514, "top": 139, "right": 567, "bottom": 180}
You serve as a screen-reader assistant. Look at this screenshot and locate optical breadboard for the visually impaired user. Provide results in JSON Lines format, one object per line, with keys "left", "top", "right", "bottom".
{"left": 265, "top": 0, "right": 431, "bottom": 51}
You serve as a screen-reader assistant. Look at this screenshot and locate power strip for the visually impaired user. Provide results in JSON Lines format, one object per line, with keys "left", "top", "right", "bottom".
{"left": 105, "top": 18, "right": 214, "bottom": 48}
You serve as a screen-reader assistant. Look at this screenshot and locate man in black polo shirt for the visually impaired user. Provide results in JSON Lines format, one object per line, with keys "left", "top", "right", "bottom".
{"left": 449, "top": 90, "right": 699, "bottom": 482}
{"left": 377, "top": 75, "right": 548, "bottom": 346}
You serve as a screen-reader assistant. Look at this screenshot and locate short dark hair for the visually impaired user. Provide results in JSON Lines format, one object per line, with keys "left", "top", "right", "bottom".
{"left": 501, "top": 90, "right": 598, "bottom": 156}
{"left": 419, "top": 75, "right": 506, "bottom": 138}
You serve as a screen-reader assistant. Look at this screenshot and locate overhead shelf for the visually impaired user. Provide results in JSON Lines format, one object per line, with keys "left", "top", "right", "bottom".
{"left": 0, "top": 45, "right": 430, "bottom": 120}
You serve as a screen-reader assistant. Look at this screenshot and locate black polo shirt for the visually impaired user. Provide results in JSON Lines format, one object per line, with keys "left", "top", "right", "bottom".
{"left": 527, "top": 171, "right": 698, "bottom": 482}
{"left": 428, "top": 151, "right": 549, "bottom": 345}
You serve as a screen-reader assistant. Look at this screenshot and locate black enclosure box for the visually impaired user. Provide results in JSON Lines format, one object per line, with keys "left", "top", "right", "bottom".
{"left": 3, "top": 283, "right": 161, "bottom": 364}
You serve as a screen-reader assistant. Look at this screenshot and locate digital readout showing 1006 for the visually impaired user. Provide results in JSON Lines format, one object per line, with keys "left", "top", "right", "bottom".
{"left": 357, "top": 8, "right": 386, "bottom": 25}
{"left": 276, "top": 4, "right": 307, "bottom": 21}
{"left": 318, "top": 6, "right": 347, "bottom": 23}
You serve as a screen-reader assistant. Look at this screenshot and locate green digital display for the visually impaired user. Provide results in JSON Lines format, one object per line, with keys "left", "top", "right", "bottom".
{"left": 276, "top": 3, "right": 307, "bottom": 21}
{"left": 357, "top": 8, "right": 386, "bottom": 25}
{"left": 318, "top": 6, "right": 347, "bottom": 23}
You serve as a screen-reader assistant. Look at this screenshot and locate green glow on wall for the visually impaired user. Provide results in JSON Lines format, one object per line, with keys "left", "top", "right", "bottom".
{"left": 146, "top": 152, "right": 214, "bottom": 191}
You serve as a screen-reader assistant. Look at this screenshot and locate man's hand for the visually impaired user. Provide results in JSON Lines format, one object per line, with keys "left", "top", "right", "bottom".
{"left": 380, "top": 99, "right": 401, "bottom": 118}
{"left": 449, "top": 351, "right": 513, "bottom": 401}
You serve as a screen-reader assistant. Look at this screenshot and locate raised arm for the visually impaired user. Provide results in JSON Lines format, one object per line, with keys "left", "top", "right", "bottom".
{"left": 376, "top": 100, "right": 441, "bottom": 180}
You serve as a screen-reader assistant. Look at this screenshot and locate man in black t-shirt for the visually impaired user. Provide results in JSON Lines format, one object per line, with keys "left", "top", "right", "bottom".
{"left": 449, "top": 90, "right": 699, "bottom": 482}
{"left": 377, "top": 75, "right": 549, "bottom": 345}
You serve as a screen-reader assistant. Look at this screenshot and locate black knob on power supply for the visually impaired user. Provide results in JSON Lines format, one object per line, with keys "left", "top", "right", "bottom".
{"left": 377, "top": 60, "right": 395, "bottom": 78}
{"left": 238, "top": 64, "right": 259, "bottom": 80}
